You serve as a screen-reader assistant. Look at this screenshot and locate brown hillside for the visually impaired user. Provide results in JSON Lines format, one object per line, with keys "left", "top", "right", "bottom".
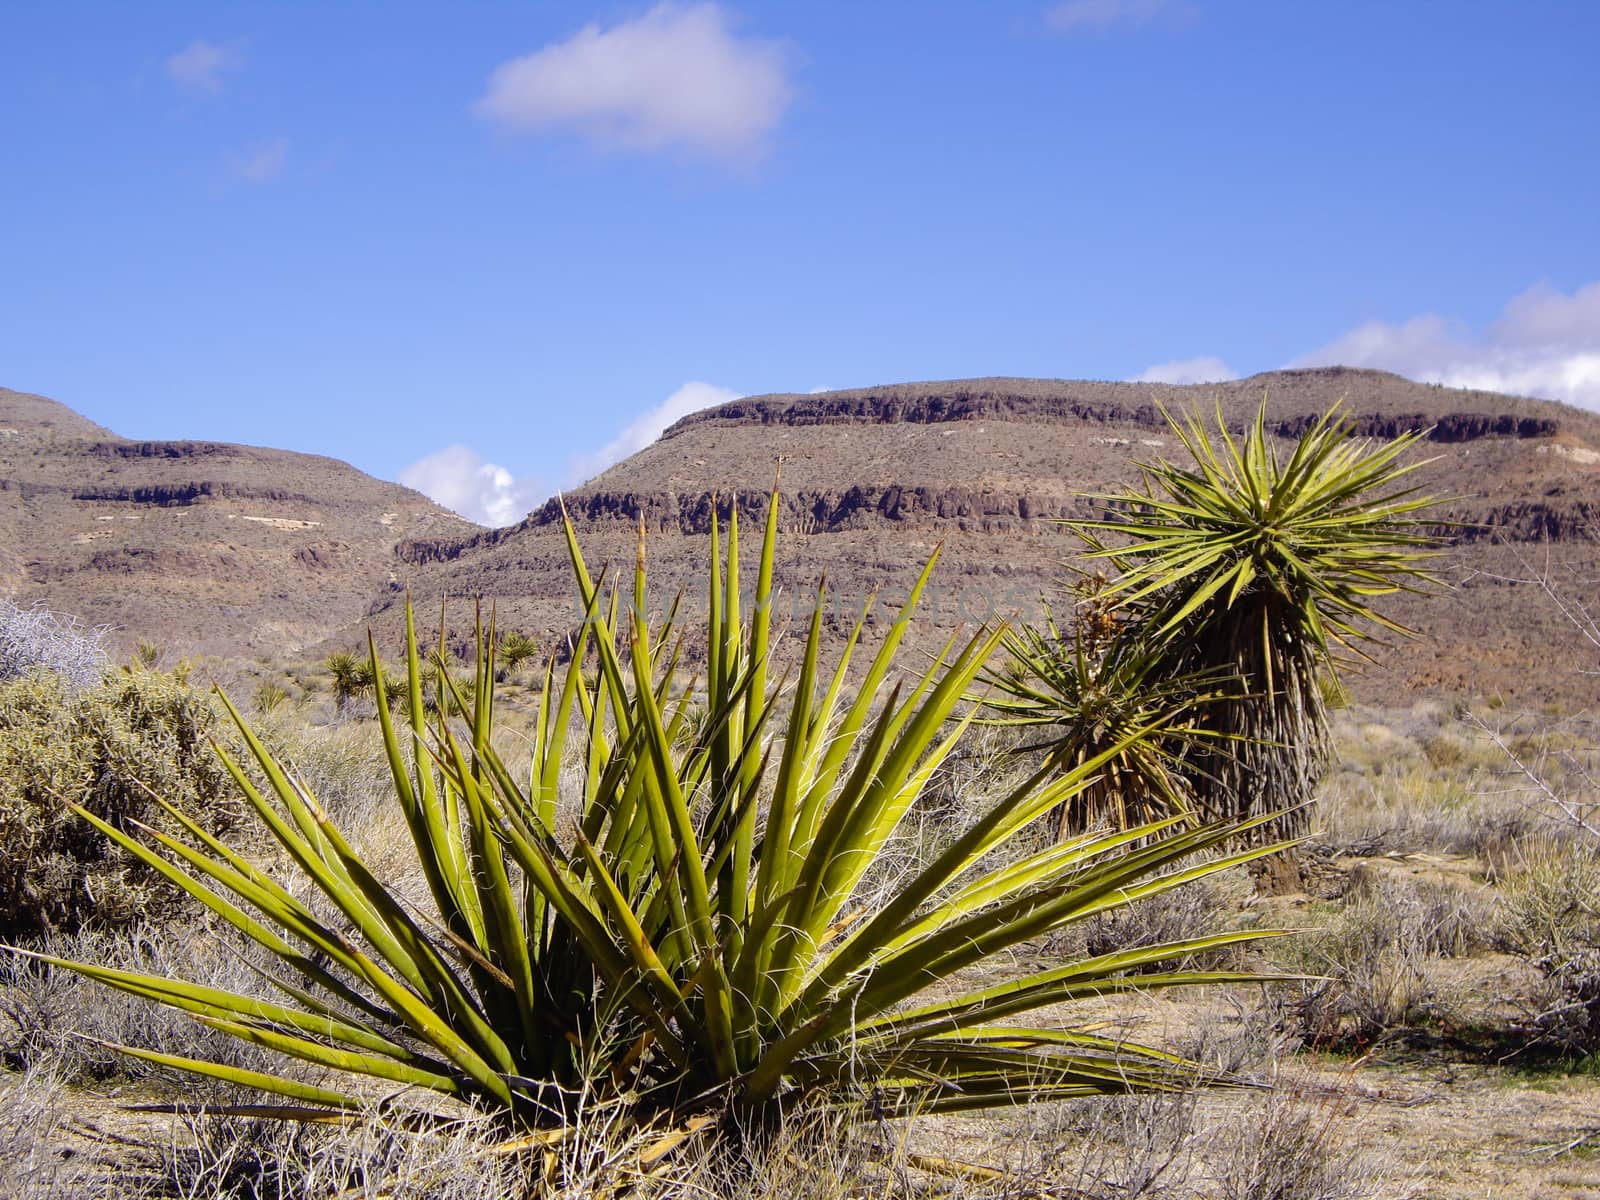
{"left": 382, "top": 368, "right": 1600, "bottom": 708}
{"left": 0, "top": 387, "right": 476, "bottom": 657}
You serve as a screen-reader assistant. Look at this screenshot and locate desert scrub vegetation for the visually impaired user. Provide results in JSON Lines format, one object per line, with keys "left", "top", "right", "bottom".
{"left": 24, "top": 490, "right": 1297, "bottom": 1181}
{"left": 1284, "top": 872, "right": 1489, "bottom": 1049}
{"left": 0, "top": 663, "right": 240, "bottom": 939}
{"left": 0, "top": 922, "right": 273, "bottom": 1083}
{"left": 0, "top": 597, "right": 109, "bottom": 690}
{"left": 1496, "top": 838, "right": 1600, "bottom": 1056}
{"left": 992, "top": 402, "right": 1439, "bottom": 839}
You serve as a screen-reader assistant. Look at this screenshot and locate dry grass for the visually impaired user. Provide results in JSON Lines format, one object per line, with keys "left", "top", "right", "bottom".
{"left": 4, "top": 693, "right": 1598, "bottom": 1196}
{"left": 1495, "top": 837, "right": 1600, "bottom": 1056}
{"left": 1207, "top": 1082, "right": 1407, "bottom": 1200}
{"left": 0, "top": 924, "right": 274, "bottom": 1085}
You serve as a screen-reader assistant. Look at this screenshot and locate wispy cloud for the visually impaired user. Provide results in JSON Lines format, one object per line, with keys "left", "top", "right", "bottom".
{"left": 476, "top": 4, "right": 792, "bottom": 163}
{"left": 399, "top": 445, "right": 546, "bottom": 528}
{"left": 1292, "top": 281, "right": 1600, "bottom": 411}
{"left": 1134, "top": 355, "right": 1237, "bottom": 385}
{"left": 1046, "top": 0, "right": 1188, "bottom": 33}
{"left": 166, "top": 40, "right": 238, "bottom": 94}
{"left": 233, "top": 138, "right": 288, "bottom": 183}
{"left": 569, "top": 381, "right": 741, "bottom": 484}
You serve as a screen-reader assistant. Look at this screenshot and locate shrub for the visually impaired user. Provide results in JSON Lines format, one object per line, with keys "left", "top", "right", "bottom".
{"left": 0, "top": 599, "right": 108, "bottom": 692}
{"left": 1023, "top": 1090, "right": 1200, "bottom": 1197}
{"left": 1287, "top": 873, "right": 1490, "bottom": 1052}
{"left": 979, "top": 577, "right": 1225, "bottom": 835}
{"left": 35, "top": 492, "right": 1293, "bottom": 1152}
{"left": 251, "top": 680, "right": 289, "bottom": 715}
{"left": 0, "top": 1062, "right": 101, "bottom": 1200}
{"left": 1496, "top": 840, "right": 1600, "bottom": 1055}
{"left": 1069, "top": 873, "right": 1247, "bottom": 972}
{"left": 0, "top": 923, "right": 271, "bottom": 1083}
{"left": 0, "top": 668, "right": 239, "bottom": 939}
{"left": 499, "top": 630, "right": 540, "bottom": 673}
{"left": 1212, "top": 1085, "right": 1392, "bottom": 1200}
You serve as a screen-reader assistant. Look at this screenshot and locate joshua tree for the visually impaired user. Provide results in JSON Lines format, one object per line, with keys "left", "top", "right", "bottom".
{"left": 1071, "top": 402, "right": 1439, "bottom": 836}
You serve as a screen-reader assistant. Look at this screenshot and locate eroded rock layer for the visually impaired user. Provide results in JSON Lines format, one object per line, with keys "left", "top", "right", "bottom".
{"left": 383, "top": 368, "right": 1600, "bottom": 708}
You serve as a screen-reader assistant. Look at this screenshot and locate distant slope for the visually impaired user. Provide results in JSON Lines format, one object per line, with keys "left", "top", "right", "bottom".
{"left": 0, "top": 387, "right": 477, "bottom": 657}
{"left": 380, "top": 368, "right": 1600, "bottom": 708}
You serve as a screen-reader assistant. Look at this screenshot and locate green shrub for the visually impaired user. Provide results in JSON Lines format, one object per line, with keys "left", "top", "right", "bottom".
{"left": 34, "top": 492, "right": 1293, "bottom": 1152}
{"left": 251, "top": 680, "right": 289, "bottom": 715}
{"left": 979, "top": 577, "right": 1224, "bottom": 835}
{"left": 498, "top": 630, "right": 539, "bottom": 673}
{"left": 0, "top": 668, "right": 239, "bottom": 939}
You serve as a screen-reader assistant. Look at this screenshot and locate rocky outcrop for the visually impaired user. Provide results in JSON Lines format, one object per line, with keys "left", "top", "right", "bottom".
{"left": 1447, "top": 501, "right": 1600, "bottom": 543}
{"left": 394, "top": 484, "right": 1600, "bottom": 554}
{"left": 27, "top": 545, "right": 226, "bottom": 580}
{"left": 665, "top": 392, "right": 1172, "bottom": 435}
{"left": 69, "top": 482, "right": 309, "bottom": 506}
{"left": 1427, "top": 413, "right": 1559, "bottom": 442}
{"left": 295, "top": 543, "right": 344, "bottom": 570}
{"left": 87, "top": 440, "right": 244, "bottom": 460}
{"left": 522, "top": 487, "right": 1099, "bottom": 536}
{"left": 395, "top": 527, "right": 519, "bottom": 566}
{"left": 668, "top": 392, "right": 1560, "bottom": 445}
{"left": 1273, "top": 411, "right": 1559, "bottom": 442}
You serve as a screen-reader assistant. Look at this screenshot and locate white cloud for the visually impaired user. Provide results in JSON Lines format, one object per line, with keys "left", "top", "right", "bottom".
{"left": 1494, "top": 280, "right": 1600, "bottom": 347}
{"left": 167, "top": 40, "right": 237, "bottom": 94}
{"left": 1292, "top": 280, "right": 1600, "bottom": 411}
{"left": 476, "top": 4, "right": 792, "bottom": 163}
{"left": 399, "top": 445, "right": 546, "bottom": 528}
{"left": 1134, "top": 356, "right": 1238, "bottom": 385}
{"left": 233, "top": 138, "right": 288, "bottom": 183}
{"left": 569, "top": 381, "right": 740, "bottom": 484}
{"left": 1046, "top": 0, "right": 1185, "bottom": 33}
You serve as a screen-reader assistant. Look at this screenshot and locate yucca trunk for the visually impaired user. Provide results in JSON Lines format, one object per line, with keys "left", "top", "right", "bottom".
{"left": 1183, "top": 592, "right": 1331, "bottom": 832}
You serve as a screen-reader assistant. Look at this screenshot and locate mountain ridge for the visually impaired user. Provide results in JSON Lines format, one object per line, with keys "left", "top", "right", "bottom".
{"left": 0, "top": 386, "right": 475, "bottom": 657}
{"left": 4, "top": 371, "right": 1597, "bottom": 708}
{"left": 376, "top": 368, "right": 1600, "bottom": 708}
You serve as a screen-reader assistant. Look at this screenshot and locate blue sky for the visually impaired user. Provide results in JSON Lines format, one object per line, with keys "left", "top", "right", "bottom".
{"left": 3, "top": 1, "right": 1597, "bottom": 524}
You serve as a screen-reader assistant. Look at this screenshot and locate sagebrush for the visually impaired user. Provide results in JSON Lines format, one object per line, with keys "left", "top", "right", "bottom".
{"left": 0, "top": 668, "right": 238, "bottom": 939}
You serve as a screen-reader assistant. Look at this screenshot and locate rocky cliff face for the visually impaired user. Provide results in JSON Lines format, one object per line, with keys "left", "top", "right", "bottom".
{"left": 0, "top": 387, "right": 473, "bottom": 656}
{"left": 9, "top": 373, "right": 1596, "bottom": 709}
{"left": 668, "top": 394, "right": 1561, "bottom": 445}
{"left": 377, "top": 369, "right": 1600, "bottom": 709}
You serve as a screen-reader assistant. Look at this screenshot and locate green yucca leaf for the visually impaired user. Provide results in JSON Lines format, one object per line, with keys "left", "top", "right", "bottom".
{"left": 22, "top": 486, "right": 1300, "bottom": 1146}
{"left": 105, "top": 1043, "right": 363, "bottom": 1111}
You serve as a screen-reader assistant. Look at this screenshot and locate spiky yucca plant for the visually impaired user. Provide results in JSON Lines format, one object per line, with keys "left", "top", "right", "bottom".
{"left": 498, "top": 630, "right": 540, "bottom": 673}
{"left": 1073, "top": 403, "right": 1438, "bottom": 835}
{"left": 979, "top": 579, "right": 1226, "bottom": 836}
{"left": 19, "top": 491, "right": 1293, "bottom": 1146}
